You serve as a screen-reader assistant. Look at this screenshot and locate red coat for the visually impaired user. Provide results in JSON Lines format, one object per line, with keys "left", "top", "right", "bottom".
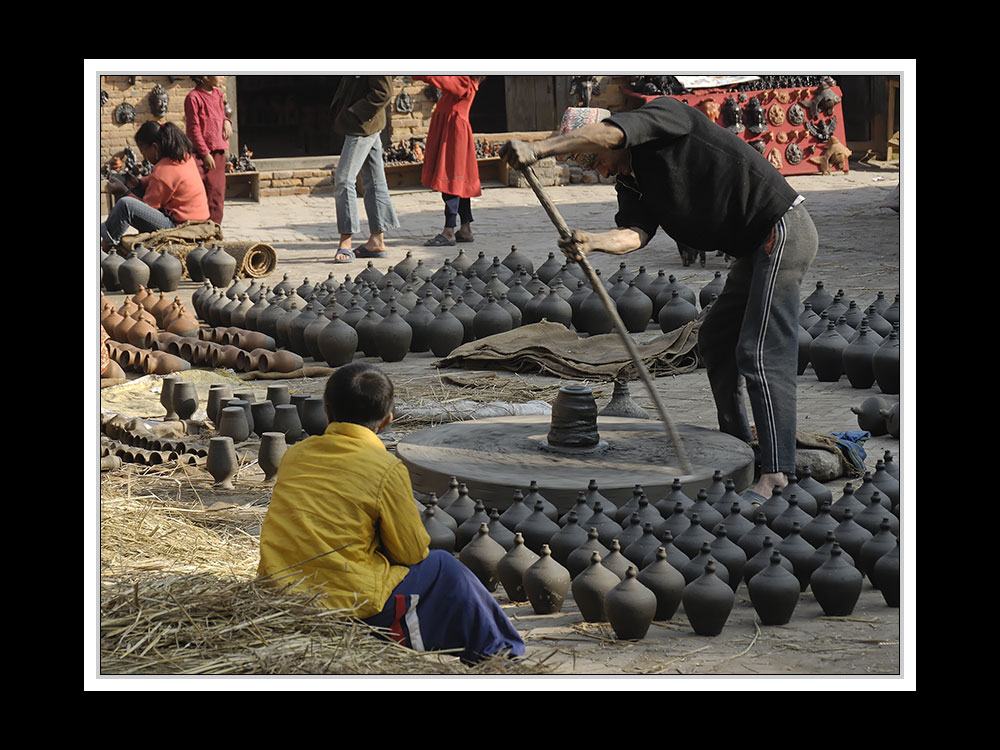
{"left": 415, "top": 76, "right": 482, "bottom": 198}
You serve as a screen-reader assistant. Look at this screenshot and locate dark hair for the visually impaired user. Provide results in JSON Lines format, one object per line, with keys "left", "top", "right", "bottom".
{"left": 134, "top": 121, "right": 194, "bottom": 162}
{"left": 323, "top": 363, "right": 394, "bottom": 431}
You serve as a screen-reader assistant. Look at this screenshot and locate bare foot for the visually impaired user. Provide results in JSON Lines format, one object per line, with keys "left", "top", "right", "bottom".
{"left": 747, "top": 472, "right": 789, "bottom": 505}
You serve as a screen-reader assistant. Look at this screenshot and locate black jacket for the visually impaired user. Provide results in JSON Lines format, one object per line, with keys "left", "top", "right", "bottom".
{"left": 330, "top": 76, "right": 394, "bottom": 137}
{"left": 606, "top": 96, "right": 801, "bottom": 257}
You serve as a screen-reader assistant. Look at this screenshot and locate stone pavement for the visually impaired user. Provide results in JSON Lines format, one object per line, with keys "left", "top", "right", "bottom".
{"left": 111, "top": 164, "right": 906, "bottom": 487}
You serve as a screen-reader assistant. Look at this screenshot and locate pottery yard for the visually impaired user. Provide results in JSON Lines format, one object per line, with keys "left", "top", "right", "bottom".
{"left": 90, "top": 69, "right": 910, "bottom": 688}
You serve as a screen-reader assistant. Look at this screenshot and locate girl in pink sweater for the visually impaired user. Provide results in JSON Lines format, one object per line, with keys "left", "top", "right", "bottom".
{"left": 185, "top": 76, "right": 232, "bottom": 225}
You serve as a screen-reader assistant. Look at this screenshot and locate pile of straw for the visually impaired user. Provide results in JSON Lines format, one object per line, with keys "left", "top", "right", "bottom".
{"left": 98, "top": 470, "right": 550, "bottom": 676}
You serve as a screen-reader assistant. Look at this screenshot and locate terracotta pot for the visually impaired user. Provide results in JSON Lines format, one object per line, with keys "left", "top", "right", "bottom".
{"left": 145, "top": 351, "right": 191, "bottom": 375}
{"left": 258, "top": 349, "right": 304, "bottom": 374}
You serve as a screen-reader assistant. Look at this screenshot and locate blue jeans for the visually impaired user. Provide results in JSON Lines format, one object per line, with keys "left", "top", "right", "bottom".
{"left": 334, "top": 132, "right": 399, "bottom": 236}
{"left": 698, "top": 202, "right": 818, "bottom": 475}
{"left": 101, "top": 195, "right": 176, "bottom": 246}
{"left": 363, "top": 550, "right": 525, "bottom": 666}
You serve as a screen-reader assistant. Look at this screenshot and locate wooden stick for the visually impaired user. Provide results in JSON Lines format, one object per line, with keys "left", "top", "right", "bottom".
{"left": 520, "top": 165, "right": 694, "bottom": 474}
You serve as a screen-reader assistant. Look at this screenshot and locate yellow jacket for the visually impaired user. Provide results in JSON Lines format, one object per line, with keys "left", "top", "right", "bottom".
{"left": 257, "top": 421, "right": 430, "bottom": 618}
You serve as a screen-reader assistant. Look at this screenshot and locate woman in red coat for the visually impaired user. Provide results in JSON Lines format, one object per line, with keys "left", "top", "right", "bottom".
{"left": 414, "top": 76, "right": 484, "bottom": 246}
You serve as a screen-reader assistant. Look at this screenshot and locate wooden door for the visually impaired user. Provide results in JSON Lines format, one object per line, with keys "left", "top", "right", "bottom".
{"left": 504, "top": 75, "right": 571, "bottom": 132}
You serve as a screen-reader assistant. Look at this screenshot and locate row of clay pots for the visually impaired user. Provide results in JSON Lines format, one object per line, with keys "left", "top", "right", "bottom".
{"left": 798, "top": 285, "right": 901, "bottom": 394}
{"left": 101, "top": 438, "right": 192, "bottom": 466}
{"left": 423, "top": 472, "right": 899, "bottom": 638}
{"left": 101, "top": 413, "right": 207, "bottom": 456}
{"left": 852, "top": 396, "right": 901, "bottom": 438}
{"left": 100, "top": 243, "right": 185, "bottom": 294}
{"left": 105, "top": 339, "right": 192, "bottom": 376}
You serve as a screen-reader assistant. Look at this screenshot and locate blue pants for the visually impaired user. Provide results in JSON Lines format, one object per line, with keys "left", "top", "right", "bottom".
{"left": 363, "top": 550, "right": 525, "bottom": 665}
{"left": 101, "top": 195, "right": 176, "bottom": 246}
{"left": 698, "top": 202, "right": 818, "bottom": 475}
{"left": 442, "top": 193, "right": 473, "bottom": 228}
{"left": 334, "top": 132, "right": 400, "bottom": 236}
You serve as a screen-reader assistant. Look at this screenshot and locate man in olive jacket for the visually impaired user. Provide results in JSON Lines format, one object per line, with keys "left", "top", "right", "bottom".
{"left": 330, "top": 75, "right": 400, "bottom": 262}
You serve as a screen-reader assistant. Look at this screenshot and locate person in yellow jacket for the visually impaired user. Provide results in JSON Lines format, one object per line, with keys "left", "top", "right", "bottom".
{"left": 257, "top": 362, "right": 524, "bottom": 665}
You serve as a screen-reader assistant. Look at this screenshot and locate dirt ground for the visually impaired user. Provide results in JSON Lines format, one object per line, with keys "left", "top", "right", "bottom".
{"left": 94, "top": 159, "right": 909, "bottom": 686}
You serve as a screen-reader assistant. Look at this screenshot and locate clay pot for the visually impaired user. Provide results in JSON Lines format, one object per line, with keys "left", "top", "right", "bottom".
{"left": 800, "top": 501, "right": 839, "bottom": 548}
{"left": 185, "top": 242, "right": 209, "bottom": 282}
{"left": 522, "top": 544, "right": 571, "bottom": 614}
{"left": 859, "top": 517, "right": 898, "bottom": 586}
{"left": 118, "top": 252, "right": 151, "bottom": 294}
{"left": 658, "top": 290, "right": 698, "bottom": 333}
{"left": 831, "top": 509, "right": 874, "bottom": 563}
{"left": 515, "top": 500, "right": 562, "bottom": 554}
{"left": 145, "top": 351, "right": 191, "bottom": 375}
{"left": 272, "top": 403, "right": 304, "bottom": 444}
{"left": 201, "top": 246, "right": 237, "bottom": 288}
{"left": 636, "top": 547, "right": 685, "bottom": 621}
{"left": 623, "top": 523, "right": 662, "bottom": 568}
{"left": 487, "top": 509, "right": 516, "bottom": 551}
{"left": 673, "top": 513, "right": 717, "bottom": 559}
{"left": 150, "top": 378, "right": 178, "bottom": 423}
{"left": 776, "top": 523, "right": 818, "bottom": 591}
{"left": 536, "top": 287, "right": 574, "bottom": 327}
{"left": 149, "top": 249, "right": 183, "bottom": 292}
{"left": 654, "top": 479, "right": 695, "bottom": 517}
{"left": 747, "top": 551, "right": 801, "bottom": 625}
{"left": 217, "top": 405, "right": 251, "bottom": 444}
{"left": 572, "top": 551, "right": 622, "bottom": 622}
{"left": 442, "top": 484, "right": 478, "bottom": 528}
{"left": 852, "top": 395, "right": 892, "bottom": 436}
{"left": 206, "top": 436, "right": 239, "bottom": 489}
{"left": 842, "top": 327, "right": 880, "bottom": 388}
{"left": 456, "top": 500, "right": 493, "bottom": 551}
{"left": 737, "top": 511, "right": 779, "bottom": 560}
{"left": 496, "top": 533, "right": 540, "bottom": 602}
{"left": 576, "top": 290, "right": 614, "bottom": 335}
{"left": 422, "top": 506, "right": 457, "bottom": 553}
{"left": 426, "top": 308, "right": 465, "bottom": 357}
{"left": 301, "top": 396, "right": 328, "bottom": 437}
{"left": 522, "top": 481, "right": 559, "bottom": 522}
{"left": 258, "top": 350, "right": 304, "bottom": 374}
{"left": 459, "top": 524, "right": 507, "bottom": 592}
{"left": 498, "top": 489, "right": 533, "bottom": 532}
{"left": 205, "top": 384, "right": 235, "bottom": 425}
{"left": 254, "top": 432, "right": 286, "bottom": 484}
{"left": 605, "top": 566, "right": 657, "bottom": 640}
{"left": 101, "top": 251, "right": 126, "bottom": 291}
{"left": 880, "top": 402, "right": 901, "bottom": 439}
{"left": 809, "top": 321, "right": 849, "bottom": 381}
{"left": 314, "top": 312, "right": 357, "bottom": 367}
{"left": 566, "top": 527, "right": 611, "bottom": 579}
{"left": 872, "top": 331, "right": 901, "bottom": 395}
{"left": 682, "top": 560, "right": 735, "bottom": 636}
{"left": 856, "top": 493, "right": 899, "bottom": 537}
{"left": 871, "top": 461, "right": 900, "bottom": 509}
{"left": 171, "top": 381, "right": 198, "bottom": 420}
{"left": 473, "top": 295, "right": 513, "bottom": 339}
{"left": 830, "top": 483, "right": 866, "bottom": 523}
{"left": 682, "top": 542, "right": 730, "bottom": 588}
{"left": 743, "top": 536, "right": 794, "bottom": 585}
{"left": 710, "top": 528, "right": 747, "bottom": 591}
{"left": 615, "top": 282, "right": 653, "bottom": 333}
{"left": 548, "top": 512, "right": 590, "bottom": 566}
{"left": 772, "top": 495, "right": 814, "bottom": 539}
{"left": 803, "top": 281, "right": 834, "bottom": 314}
{"left": 810, "top": 544, "right": 863, "bottom": 616}
{"left": 871, "top": 538, "right": 900, "bottom": 607}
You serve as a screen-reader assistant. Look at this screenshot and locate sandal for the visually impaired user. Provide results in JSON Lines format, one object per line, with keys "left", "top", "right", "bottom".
{"left": 425, "top": 233, "right": 456, "bottom": 247}
{"left": 742, "top": 489, "right": 768, "bottom": 508}
{"left": 355, "top": 246, "right": 387, "bottom": 258}
{"left": 333, "top": 247, "right": 355, "bottom": 264}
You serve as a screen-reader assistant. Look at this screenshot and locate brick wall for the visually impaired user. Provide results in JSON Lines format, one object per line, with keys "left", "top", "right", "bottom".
{"left": 99, "top": 74, "right": 628, "bottom": 196}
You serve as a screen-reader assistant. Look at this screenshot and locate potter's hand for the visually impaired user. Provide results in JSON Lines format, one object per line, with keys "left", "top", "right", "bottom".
{"left": 557, "top": 229, "right": 593, "bottom": 263}
{"left": 202, "top": 153, "right": 216, "bottom": 172}
{"left": 499, "top": 139, "right": 538, "bottom": 170}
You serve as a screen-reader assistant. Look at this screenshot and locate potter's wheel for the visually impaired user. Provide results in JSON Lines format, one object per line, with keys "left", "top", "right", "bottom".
{"left": 397, "top": 415, "right": 756, "bottom": 512}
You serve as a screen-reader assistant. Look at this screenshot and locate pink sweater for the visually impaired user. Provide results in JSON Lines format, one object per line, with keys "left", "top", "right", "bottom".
{"left": 139, "top": 156, "right": 210, "bottom": 223}
{"left": 184, "top": 87, "right": 230, "bottom": 156}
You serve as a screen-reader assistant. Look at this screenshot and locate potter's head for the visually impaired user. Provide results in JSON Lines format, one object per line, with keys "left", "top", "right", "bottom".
{"left": 323, "top": 362, "right": 394, "bottom": 433}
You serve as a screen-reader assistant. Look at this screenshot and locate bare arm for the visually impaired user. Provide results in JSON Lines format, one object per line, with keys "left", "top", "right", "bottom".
{"left": 500, "top": 122, "right": 625, "bottom": 168}
{"left": 558, "top": 226, "right": 650, "bottom": 261}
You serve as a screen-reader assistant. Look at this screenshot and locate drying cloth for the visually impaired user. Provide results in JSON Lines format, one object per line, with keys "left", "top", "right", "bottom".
{"left": 435, "top": 320, "right": 700, "bottom": 381}
{"left": 830, "top": 429, "right": 871, "bottom": 475}
{"left": 120, "top": 219, "right": 224, "bottom": 252}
